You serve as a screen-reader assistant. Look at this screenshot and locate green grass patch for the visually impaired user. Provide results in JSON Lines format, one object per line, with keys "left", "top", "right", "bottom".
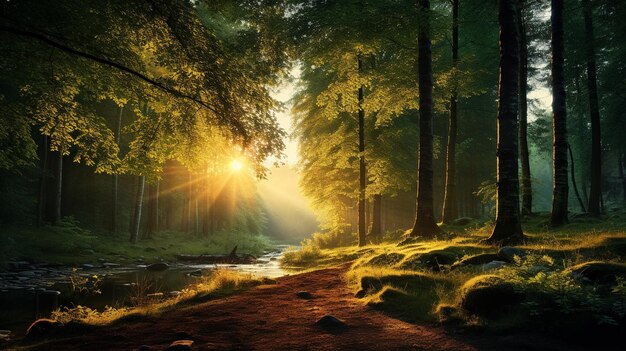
{"left": 0, "top": 218, "right": 270, "bottom": 269}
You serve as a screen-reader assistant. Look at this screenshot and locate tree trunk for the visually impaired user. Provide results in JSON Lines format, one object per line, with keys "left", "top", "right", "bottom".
{"left": 145, "top": 181, "right": 159, "bottom": 239}
{"left": 129, "top": 175, "right": 145, "bottom": 244}
{"left": 37, "top": 135, "right": 49, "bottom": 226}
{"left": 442, "top": 0, "right": 459, "bottom": 224}
{"left": 111, "top": 106, "right": 123, "bottom": 234}
{"left": 369, "top": 194, "right": 382, "bottom": 237}
{"left": 53, "top": 150, "right": 63, "bottom": 224}
{"left": 485, "top": 0, "right": 524, "bottom": 245}
{"left": 550, "top": 0, "right": 569, "bottom": 226}
{"left": 357, "top": 55, "right": 367, "bottom": 247}
{"left": 410, "top": 0, "right": 441, "bottom": 239}
{"left": 583, "top": 0, "right": 602, "bottom": 216}
{"left": 620, "top": 152, "right": 626, "bottom": 204}
{"left": 181, "top": 171, "right": 191, "bottom": 232}
{"left": 518, "top": 0, "right": 532, "bottom": 216}
{"left": 569, "top": 144, "right": 586, "bottom": 212}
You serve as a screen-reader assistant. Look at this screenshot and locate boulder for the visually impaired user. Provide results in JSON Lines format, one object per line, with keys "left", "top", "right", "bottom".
{"left": 569, "top": 261, "right": 626, "bottom": 286}
{"left": 497, "top": 246, "right": 526, "bottom": 263}
{"left": 26, "top": 319, "right": 63, "bottom": 339}
{"left": 402, "top": 250, "right": 459, "bottom": 271}
{"left": 315, "top": 315, "right": 347, "bottom": 332}
{"left": 165, "top": 340, "right": 193, "bottom": 351}
{"left": 296, "top": 291, "right": 313, "bottom": 299}
{"left": 146, "top": 263, "right": 169, "bottom": 271}
{"left": 460, "top": 275, "right": 521, "bottom": 317}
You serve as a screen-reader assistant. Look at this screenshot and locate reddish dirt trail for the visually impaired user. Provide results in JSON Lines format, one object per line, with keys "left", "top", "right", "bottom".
{"left": 27, "top": 264, "right": 580, "bottom": 350}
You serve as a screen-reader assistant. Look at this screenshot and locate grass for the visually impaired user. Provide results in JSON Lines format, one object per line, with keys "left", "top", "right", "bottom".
{"left": 50, "top": 268, "right": 268, "bottom": 327}
{"left": 0, "top": 217, "right": 271, "bottom": 269}
{"left": 281, "top": 210, "right": 626, "bottom": 339}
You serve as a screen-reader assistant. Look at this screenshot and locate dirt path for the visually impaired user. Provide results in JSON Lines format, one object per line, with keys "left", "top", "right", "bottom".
{"left": 27, "top": 264, "right": 580, "bottom": 350}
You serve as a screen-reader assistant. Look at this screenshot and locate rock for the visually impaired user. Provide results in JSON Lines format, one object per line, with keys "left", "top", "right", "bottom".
{"left": 480, "top": 261, "right": 507, "bottom": 271}
{"left": 315, "top": 315, "right": 347, "bottom": 332}
{"left": 460, "top": 275, "right": 521, "bottom": 317}
{"left": 137, "top": 345, "right": 153, "bottom": 351}
{"left": 83, "top": 249, "right": 96, "bottom": 255}
{"left": 569, "top": 261, "right": 626, "bottom": 286}
{"left": 452, "top": 217, "right": 473, "bottom": 226}
{"left": 401, "top": 250, "right": 459, "bottom": 272}
{"left": 146, "top": 263, "right": 169, "bottom": 271}
{"left": 18, "top": 271, "right": 37, "bottom": 277}
{"left": 452, "top": 253, "right": 501, "bottom": 269}
{"left": 186, "top": 270, "right": 202, "bottom": 277}
{"left": 26, "top": 319, "right": 63, "bottom": 339}
{"left": 102, "top": 262, "right": 121, "bottom": 268}
{"left": 269, "top": 257, "right": 277, "bottom": 261}
{"left": 165, "top": 339, "right": 194, "bottom": 351}
{"left": 168, "top": 291, "right": 182, "bottom": 297}
{"left": 497, "top": 246, "right": 526, "bottom": 263}
{"left": 82, "top": 264, "right": 95, "bottom": 269}
{"left": 296, "top": 291, "right": 313, "bottom": 299}
{"left": 144, "top": 247, "right": 157, "bottom": 252}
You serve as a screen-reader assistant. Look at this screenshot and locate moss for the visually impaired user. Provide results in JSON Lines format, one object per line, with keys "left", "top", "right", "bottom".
{"left": 366, "top": 253, "right": 405, "bottom": 266}
{"left": 568, "top": 261, "right": 626, "bottom": 286}
{"left": 459, "top": 275, "right": 521, "bottom": 317}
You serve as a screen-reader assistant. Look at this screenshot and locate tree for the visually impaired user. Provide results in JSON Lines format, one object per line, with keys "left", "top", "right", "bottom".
{"left": 409, "top": 0, "right": 441, "bottom": 239}
{"left": 518, "top": 0, "right": 532, "bottom": 216}
{"left": 442, "top": 0, "right": 460, "bottom": 224}
{"left": 582, "top": 0, "right": 602, "bottom": 216}
{"left": 550, "top": 0, "right": 569, "bottom": 226}
{"left": 485, "top": 0, "right": 524, "bottom": 245}
{"left": 357, "top": 56, "right": 367, "bottom": 246}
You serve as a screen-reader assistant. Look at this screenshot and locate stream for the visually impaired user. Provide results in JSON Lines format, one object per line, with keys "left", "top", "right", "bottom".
{"left": 0, "top": 245, "right": 290, "bottom": 340}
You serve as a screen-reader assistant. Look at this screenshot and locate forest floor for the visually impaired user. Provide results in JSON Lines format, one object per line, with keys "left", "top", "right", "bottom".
{"left": 17, "top": 263, "right": 592, "bottom": 351}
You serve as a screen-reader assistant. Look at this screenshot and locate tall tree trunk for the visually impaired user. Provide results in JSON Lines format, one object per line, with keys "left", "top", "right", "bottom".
{"left": 112, "top": 106, "right": 123, "bottom": 234}
{"left": 53, "top": 150, "right": 63, "bottom": 224}
{"left": 583, "top": 0, "right": 602, "bottom": 216}
{"left": 129, "top": 175, "right": 145, "bottom": 244}
{"left": 369, "top": 194, "right": 382, "bottom": 237}
{"left": 203, "top": 173, "right": 211, "bottom": 237}
{"left": 37, "top": 135, "right": 49, "bottom": 226}
{"left": 357, "top": 55, "right": 367, "bottom": 246}
{"left": 410, "top": 0, "right": 441, "bottom": 239}
{"left": 442, "top": 0, "right": 459, "bottom": 224}
{"left": 485, "top": 0, "right": 524, "bottom": 245}
{"left": 550, "top": 0, "right": 569, "bottom": 226}
{"left": 181, "top": 171, "right": 191, "bottom": 232}
{"left": 145, "top": 181, "right": 159, "bottom": 239}
{"left": 518, "top": 0, "right": 532, "bottom": 216}
{"left": 569, "top": 144, "right": 586, "bottom": 212}
{"left": 620, "top": 151, "right": 626, "bottom": 204}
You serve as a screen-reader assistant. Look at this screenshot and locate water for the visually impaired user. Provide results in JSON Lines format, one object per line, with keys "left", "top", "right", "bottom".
{"left": 0, "top": 246, "right": 290, "bottom": 340}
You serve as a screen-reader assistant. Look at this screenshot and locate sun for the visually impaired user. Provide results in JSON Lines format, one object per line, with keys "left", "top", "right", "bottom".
{"left": 230, "top": 159, "right": 244, "bottom": 172}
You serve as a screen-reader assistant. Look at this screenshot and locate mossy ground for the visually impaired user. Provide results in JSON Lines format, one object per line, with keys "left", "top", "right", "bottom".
{"left": 281, "top": 211, "right": 626, "bottom": 341}
{"left": 0, "top": 218, "right": 270, "bottom": 270}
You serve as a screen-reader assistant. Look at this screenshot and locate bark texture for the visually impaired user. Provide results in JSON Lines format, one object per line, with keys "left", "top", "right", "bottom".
{"left": 485, "top": 0, "right": 524, "bottom": 245}
{"left": 358, "top": 55, "right": 367, "bottom": 246}
{"left": 369, "top": 194, "right": 382, "bottom": 237}
{"left": 442, "top": 0, "right": 459, "bottom": 224}
{"left": 569, "top": 144, "right": 586, "bottom": 212}
{"left": 518, "top": 0, "right": 532, "bottom": 216}
{"left": 112, "top": 106, "right": 123, "bottom": 234}
{"left": 53, "top": 151, "right": 63, "bottom": 224}
{"left": 130, "top": 175, "right": 145, "bottom": 244}
{"left": 409, "top": 0, "right": 441, "bottom": 239}
{"left": 550, "top": 0, "right": 569, "bottom": 226}
{"left": 583, "top": 0, "right": 602, "bottom": 216}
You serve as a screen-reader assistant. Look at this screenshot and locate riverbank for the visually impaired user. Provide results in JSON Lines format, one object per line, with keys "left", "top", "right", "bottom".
{"left": 10, "top": 263, "right": 594, "bottom": 351}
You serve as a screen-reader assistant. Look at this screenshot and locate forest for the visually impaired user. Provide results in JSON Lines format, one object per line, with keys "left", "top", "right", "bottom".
{"left": 1, "top": 0, "right": 625, "bottom": 350}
